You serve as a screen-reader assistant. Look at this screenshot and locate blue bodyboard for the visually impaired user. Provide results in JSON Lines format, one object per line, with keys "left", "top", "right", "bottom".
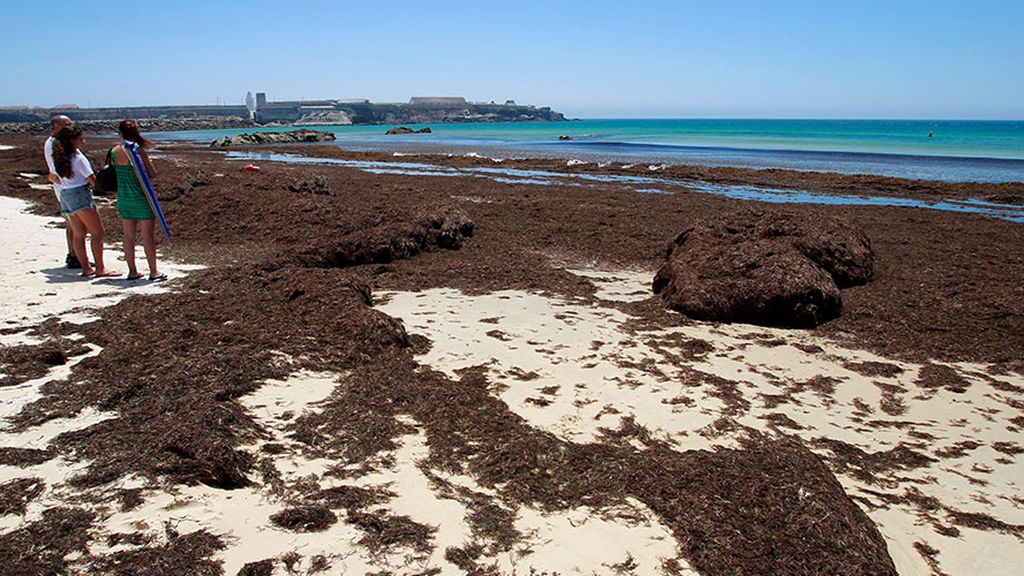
{"left": 124, "top": 141, "right": 170, "bottom": 237}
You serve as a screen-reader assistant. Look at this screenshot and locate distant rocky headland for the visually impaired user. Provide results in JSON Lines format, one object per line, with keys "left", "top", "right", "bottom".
{"left": 0, "top": 94, "right": 566, "bottom": 134}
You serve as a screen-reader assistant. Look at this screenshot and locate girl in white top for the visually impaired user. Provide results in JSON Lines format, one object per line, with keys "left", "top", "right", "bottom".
{"left": 57, "top": 150, "right": 93, "bottom": 189}
{"left": 51, "top": 126, "right": 119, "bottom": 278}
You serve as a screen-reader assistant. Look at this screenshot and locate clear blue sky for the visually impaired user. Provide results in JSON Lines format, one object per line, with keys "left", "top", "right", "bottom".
{"left": 2, "top": 0, "right": 1022, "bottom": 118}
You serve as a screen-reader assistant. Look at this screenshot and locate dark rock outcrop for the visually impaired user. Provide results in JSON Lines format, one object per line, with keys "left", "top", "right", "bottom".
{"left": 210, "top": 129, "right": 336, "bottom": 147}
{"left": 653, "top": 210, "right": 874, "bottom": 328}
{"left": 385, "top": 126, "right": 432, "bottom": 135}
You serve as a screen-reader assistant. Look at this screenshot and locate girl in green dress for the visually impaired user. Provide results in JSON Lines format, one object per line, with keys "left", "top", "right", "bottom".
{"left": 112, "top": 120, "right": 165, "bottom": 281}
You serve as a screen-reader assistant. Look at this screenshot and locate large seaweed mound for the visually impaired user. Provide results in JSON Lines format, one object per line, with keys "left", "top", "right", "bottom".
{"left": 653, "top": 210, "right": 874, "bottom": 327}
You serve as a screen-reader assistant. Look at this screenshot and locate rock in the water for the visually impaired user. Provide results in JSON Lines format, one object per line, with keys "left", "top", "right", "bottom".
{"left": 210, "top": 129, "right": 335, "bottom": 147}
{"left": 385, "top": 126, "right": 432, "bottom": 135}
{"left": 653, "top": 210, "right": 874, "bottom": 328}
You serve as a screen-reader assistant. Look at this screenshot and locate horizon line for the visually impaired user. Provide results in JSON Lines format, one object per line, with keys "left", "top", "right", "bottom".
{"left": 2, "top": 101, "right": 1021, "bottom": 123}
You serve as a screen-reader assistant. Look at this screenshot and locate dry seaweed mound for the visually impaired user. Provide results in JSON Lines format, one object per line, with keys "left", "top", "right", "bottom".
{"left": 159, "top": 170, "right": 213, "bottom": 202}
{"left": 815, "top": 439, "right": 936, "bottom": 484}
{"left": 0, "top": 447, "right": 53, "bottom": 466}
{"left": 298, "top": 205, "right": 474, "bottom": 268}
{"left": 87, "top": 529, "right": 224, "bottom": 576}
{"left": 287, "top": 174, "right": 331, "bottom": 196}
{"left": 0, "top": 507, "right": 94, "bottom": 575}
{"left": 0, "top": 337, "right": 73, "bottom": 387}
{"left": 633, "top": 439, "right": 897, "bottom": 576}
{"left": 0, "top": 478, "right": 45, "bottom": 515}
{"left": 653, "top": 210, "right": 874, "bottom": 327}
{"left": 238, "top": 559, "right": 274, "bottom": 576}
{"left": 416, "top": 205, "right": 475, "bottom": 249}
{"left": 916, "top": 363, "right": 971, "bottom": 393}
{"left": 270, "top": 505, "right": 338, "bottom": 532}
{"left": 347, "top": 511, "right": 436, "bottom": 552}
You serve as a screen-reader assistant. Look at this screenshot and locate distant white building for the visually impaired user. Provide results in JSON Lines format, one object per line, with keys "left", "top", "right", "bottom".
{"left": 409, "top": 97, "right": 467, "bottom": 105}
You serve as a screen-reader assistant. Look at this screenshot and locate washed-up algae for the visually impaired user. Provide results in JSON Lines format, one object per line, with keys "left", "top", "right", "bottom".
{"left": 6, "top": 133, "right": 1022, "bottom": 364}
{"left": 0, "top": 477, "right": 44, "bottom": 516}
{"left": 86, "top": 529, "right": 224, "bottom": 576}
{"left": 4, "top": 254, "right": 899, "bottom": 574}
{"left": 17, "top": 136, "right": 1012, "bottom": 574}
{"left": 288, "top": 357, "right": 896, "bottom": 575}
{"left": 0, "top": 507, "right": 94, "bottom": 575}
{"left": 10, "top": 264, "right": 410, "bottom": 489}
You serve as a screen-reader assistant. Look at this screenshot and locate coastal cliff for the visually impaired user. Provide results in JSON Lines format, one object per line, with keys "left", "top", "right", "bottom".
{"left": 257, "top": 101, "right": 566, "bottom": 125}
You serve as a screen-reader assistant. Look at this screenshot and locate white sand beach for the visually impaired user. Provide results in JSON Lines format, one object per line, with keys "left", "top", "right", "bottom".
{"left": 0, "top": 194, "right": 201, "bottom": 341}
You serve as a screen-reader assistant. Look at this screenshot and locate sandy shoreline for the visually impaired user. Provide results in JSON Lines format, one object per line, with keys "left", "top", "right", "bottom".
{"left": 1, "top": 134, "right": 1022, "bottom": 575}
{"left": 378, "top": 278, "right": 1023, "bottom": 576}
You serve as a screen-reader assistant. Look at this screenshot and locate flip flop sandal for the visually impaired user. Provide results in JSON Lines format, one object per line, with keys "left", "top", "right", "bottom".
{"left": 95, "top": 271, "right": 122, "bottom": 278}
{"left": 126, "top": 273, "right": 144, "bottom": 281}
{"left": 149, "top": 273, "right": 168, "bottom": 282}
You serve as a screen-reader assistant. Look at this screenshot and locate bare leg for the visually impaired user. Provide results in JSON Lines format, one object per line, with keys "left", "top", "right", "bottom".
{"left": 122, "top": 220, "right": 139, "bottom": 278}
{"left": 69, "top": 215, "right": 93, "bottom": 276}
{"left": 140, "top": 219, "right": 160, "bottom": 278}
{"left": 65, "top": 225, "right": 74, "bottom": 257}
{"left": 73, "top": 207, "right": 118, "bottom": 276}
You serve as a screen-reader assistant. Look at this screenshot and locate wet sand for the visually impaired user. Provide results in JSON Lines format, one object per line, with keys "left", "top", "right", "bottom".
{"left": 0, "top": 134, "right": 1021, "bottom": 575}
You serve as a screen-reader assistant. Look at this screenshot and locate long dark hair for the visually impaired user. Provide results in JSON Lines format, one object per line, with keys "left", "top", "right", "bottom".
{"left": 118, "top": 119, "right": 151, "bottom": 148}
{"left": 53, "top": 126, "right": 83, "bottom": 178}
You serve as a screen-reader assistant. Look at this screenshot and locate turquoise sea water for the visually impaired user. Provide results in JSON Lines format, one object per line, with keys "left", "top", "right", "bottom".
{"left": 152, "top": 119, "right": 1024, "bottom": 182}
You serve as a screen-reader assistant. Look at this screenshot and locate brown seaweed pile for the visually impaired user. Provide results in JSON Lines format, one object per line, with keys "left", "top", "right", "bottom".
{"left": 653, "top": 209, "right": 874, "bottom": 327}
{"left": 5, "top": 132, "right": 1021, "bottom": 574}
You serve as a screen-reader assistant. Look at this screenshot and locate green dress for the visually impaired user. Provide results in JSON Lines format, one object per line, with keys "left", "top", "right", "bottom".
{"left": 112, "top": 145, "right": 155, "bottom": 220}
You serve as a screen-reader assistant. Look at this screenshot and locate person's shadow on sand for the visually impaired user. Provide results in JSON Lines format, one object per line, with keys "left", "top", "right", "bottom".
{"left": 39, "top": 267, "right": 143, "bottom": 287}
{"left": 39, "top": 266, "right": 97, "bottom": 284}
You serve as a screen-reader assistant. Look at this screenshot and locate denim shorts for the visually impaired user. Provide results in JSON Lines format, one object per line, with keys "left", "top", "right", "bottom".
{"left": 58, "top": 184, "right": 96, "bottom": 215}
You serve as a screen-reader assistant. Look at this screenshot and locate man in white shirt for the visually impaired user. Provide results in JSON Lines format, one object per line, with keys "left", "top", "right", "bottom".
{"left": 44, "top": 114, "right": 79, "bottom": 268}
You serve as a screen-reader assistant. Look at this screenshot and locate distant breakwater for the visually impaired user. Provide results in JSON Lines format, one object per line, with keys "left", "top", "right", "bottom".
{"left": 0, "top": 100, "right": 566, "bottom": 134}
{"left": 0, "top": 116, "right": 254, "bottom": 136}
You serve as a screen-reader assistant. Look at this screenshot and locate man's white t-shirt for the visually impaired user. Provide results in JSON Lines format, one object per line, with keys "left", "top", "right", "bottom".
{"left": 56, "top": 150, "right": 94, "bottom": 189}
{"left": 43, "top": 136, "right": 61, "bottom": 198}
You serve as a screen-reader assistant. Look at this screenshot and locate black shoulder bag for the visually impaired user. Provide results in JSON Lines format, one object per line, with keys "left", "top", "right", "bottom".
{"left": 94, "top": 147, "right": 118, "bottom": 195}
